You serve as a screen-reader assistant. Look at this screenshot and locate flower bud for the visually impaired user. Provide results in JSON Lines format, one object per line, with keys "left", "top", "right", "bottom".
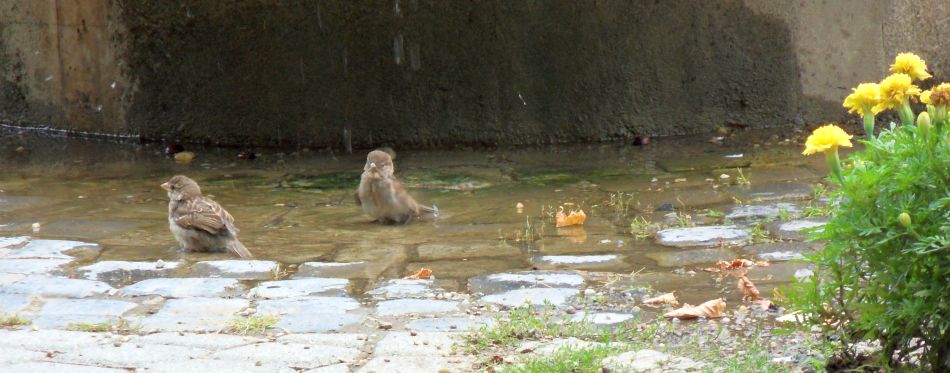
{"left": 898, "top": 212, "right": 912, "bottom": 228}
{"left": 917, "top": 112, "right": 931, "bottom": 134}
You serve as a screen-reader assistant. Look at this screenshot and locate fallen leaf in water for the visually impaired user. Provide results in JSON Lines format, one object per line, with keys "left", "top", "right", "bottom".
{"left": 642, "top": 291, "right": 679, "bottom": 307}
{"left": 174, "top": 151, "right": 196, "bottom": 164}
{"left": 738, "top": 275, "right": 760, "bottom": 301}
{"left": 664, "top": 298, "right": 726, "bottom": 319}
{"left": 406, "top": 267, "right": 432, "bottom": 279}
{"left": 703, "top": 259, "right": 769, "bottom": 276}
{"left": 555, "top": 207, "right": 587, "bottom": 227}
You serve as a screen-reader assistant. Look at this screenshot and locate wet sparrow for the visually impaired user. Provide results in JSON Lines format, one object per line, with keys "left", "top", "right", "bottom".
{"left": 161, "top": 175, "right": 253, "bottom": 258}
{"left": 356, "top": 150, "right": 438, "bottom": 224}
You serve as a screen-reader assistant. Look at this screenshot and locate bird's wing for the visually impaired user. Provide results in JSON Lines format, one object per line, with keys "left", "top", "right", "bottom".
{"left": 174, "top": 197, "right": 236, "bottom": 235}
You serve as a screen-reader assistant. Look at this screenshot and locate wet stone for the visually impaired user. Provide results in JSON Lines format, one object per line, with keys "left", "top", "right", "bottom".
{"left": 77, "top": 261, "right": 181, "bottom": 286}
{"left": 530, "top": 255, "right": 623, "bottom": 270}
{"left": 646, "top": 248, "right": 737, "bottom": 267}
{"left": 367, "top": 279, "right": 438, "bottom": 299}
{"left": 51, "top": 342, "right": 211, "bottom": 369}
{"left": 468, "top": 270, "right": 585, "bottom": 294}
{"left": 138, "top": 332, "right": 253, "bottom": 350}
{"left": 372, "top": 332, "right": 458, "bottom": 356}
{"left": 602, "top": 349, "right": 706, "bottom": 372}
{"left": 0, "top": 236, "right": 29, "bottom": 250}
{"left": 294, "top": 261, "right": 368, "bottom": 279}
{"left": 255, "top": 297, "right": 364, "bottom": 333}
{"left": 0, "top": 330, "right": 109, "bottom": 351}
{"left": 731, "top": 182, "right": 815, "bottom": 202}
{"left": 0, "top": 273, "right": 24, "bottom": 286}
{"left": 4, "top": 239, "right": 99, "bottom": 260}
{"left": 742, "top": 242, "right": 814, "bottom": 262}
{"left": 416, "top": 242, "right": 521, "bottom": 260}
{"left": 725, "top": 203, "right": 802, "bottom": 220}
{"left": 0, "top": 293, "right": 31, "bottom": 314}
{"left": 480, "top": 288, "right": 579, "bottom": 308}
{"left": 754, "top": 261, "right": 815, "bottom": 285}
{"left": 191, "top": 260, "right": 279, "bottom": 280}
{"left": 0, "top": 275, "right": 113, "bottom": 298}
{"left": 406, "top": 317, "right": 491, "bottom": 332}
{"left": 570, "top": 312, "right": 636, "bottom": 325}
{"left": 375, "top": 299, "right": 461, "bottom": 316}
{"left": 276, "top": 333, "right": 367, "bottom": 349}
{"left": 655, "top": 226, "right": 749, "bottom": 247}
{"left": 769, "top": 218, "right": 826, "bottom": 241}
{"left": 140, "top": 297, "right": 248, "bottom": 332}
{"left": 32, "top": 299, "right": 137, "bottom": 329}
{"left": 0, "top": 259, "right": 72, "bottom": 275}
{"left": 358, "top": 356, "right": 462, "bottom": 373}
{"left": 121, "top": 278, "right": 243, "bottom": 298}
{"left": 246, "top": 278, "right": 348, "bottom": 299}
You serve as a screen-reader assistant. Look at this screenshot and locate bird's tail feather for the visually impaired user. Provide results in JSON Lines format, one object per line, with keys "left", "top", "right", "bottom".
{"left": 227, "top": 239, "right": 253, "bottom": 259}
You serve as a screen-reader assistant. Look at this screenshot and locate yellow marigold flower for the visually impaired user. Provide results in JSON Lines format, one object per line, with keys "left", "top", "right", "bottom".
{"left": 842, "top": 83, "right": 882, "bottom": 116}
{"left": 921, "top": 90, "right": 932, "bottom": 105}
{"left": 802, "top": 124, "right": 853, "bottom": 155}
{"left": 873, "top": 73, "right": 921, "bottom": 112}
{"left": 928, "top": 83, "right": 950, "bottom": 106}
{"left": 890, "top": 52, "right": 931, "bottom": 81}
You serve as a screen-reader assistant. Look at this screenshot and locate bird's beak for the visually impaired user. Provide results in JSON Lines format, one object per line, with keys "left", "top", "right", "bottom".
{"left": 369, "top": 162, "right": 377, "bottom": 169}
{"left": 160, "top": 182, "right": 171, "bottom": 191}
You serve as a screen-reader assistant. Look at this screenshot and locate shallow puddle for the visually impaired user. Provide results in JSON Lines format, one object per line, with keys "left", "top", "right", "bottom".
{"left": 1, "top": 127, "right": 834, "bottom": 300}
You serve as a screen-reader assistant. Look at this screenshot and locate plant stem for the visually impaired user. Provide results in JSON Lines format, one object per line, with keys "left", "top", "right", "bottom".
{"left": 824, "top": 149, "right": 843, "bottom": 183}
{"left": 863, "top": 113, "right": 875, "bottom": 139}
{"left": 898, "top": 103, "right": 914, "bottom": 126}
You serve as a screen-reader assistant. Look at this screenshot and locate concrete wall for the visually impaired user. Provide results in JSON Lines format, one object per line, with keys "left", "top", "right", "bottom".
{"left": 0, "top": 0, "right": 947, "bottom": 148}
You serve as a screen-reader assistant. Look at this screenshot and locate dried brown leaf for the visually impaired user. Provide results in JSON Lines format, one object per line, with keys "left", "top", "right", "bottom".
{"left": 406, "top": 267, "right": 432, "bottom": 280}
{"left": 738, "top": 275, "right": 760, "bottom": 301}
{"left": 663, "top": 298, "right": 726, "bottom": 319}
{"left": 555, "top": 208, "right": 587, "bottom": 227}
{"left": 642, "top": 291, "right": 679, "bottom": 307}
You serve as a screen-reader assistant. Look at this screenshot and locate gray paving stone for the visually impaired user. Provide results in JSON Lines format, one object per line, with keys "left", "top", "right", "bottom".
{"left": 0, "top": 275, "right": 113, "bottom": 298}
{"left": 246, "top": 278, "right": 348, "bottom": 299}
{"left": 0, "top": 362, "right": 126, "bottom": 373}
{"left": 211, "top": 342, "right": 361, "bottom": 369}
{"left": 372, "top": 332, "right": 458, "bottom": 356}
{"left": 480, "top": 288, "right": 579, "bottom": 308}
{"left": 302, "top": 364, "right": 350, "bottom": 373}
{"left": 77, "top": 261, "right": 181, "bottom": 286}
{"left": 140, "top": 360, "right": 298, "bottom": 373}
{"left": 0, "top": 236, "right": 30, "bottom": 249}
{"left": 376, "top": 299, "right": 461, "bottom": 316}
{"left": 468, "top": 271, "right": 585, "bottom": 294}
{"left": 137, "top": 332, "right": 257, "bottom": 350}
{"left": 530, "top": 254, "right": 624, "bottom": 270}
{"left": 276, "top": 333, "right": 367, "bottom": 349}
{"left": 0, "top": 293, "right": 31, "bottom": 314}
{"left": 646, "top": 248, "right": 737, "bottom": 267}
{"left": 4, "top": 239, "right": 99, "bottom": 259}
{"left": 367, "top": 279, "right": 437, "bottom": 299}
{"left": 0, "top": 346, "right": 47, "bottom": 364}
{"left": 256, "top": 297, "right": 364, "bottom": 332}
{"left": 0, "top": 273, "right": 24, "bottom": 285}
{"left": 770, "top": 218, "right": 826, "bottom": 241}
{"left": 407, "top": 317, "right": 491, "bottom": 332}
{"left": 570, "top": 312, "right": 636, "bottom": 325}
{"left": 121, "top": 278, "right": 243, "bottom": 298}
{"left": 725, "top": 203, "right": 802, "bottom": 220}
{"left": 139, "top": 297, "right": 248, "bottom": 332}
{"left": 51, "top": 342, "right": 211, "bottom": 368}
{"left": 0, "top": 330, "right": 109, "bottom": 351}
{"left": 0, "top": 258, "right": 72, "bottom": 275}
{"left": 294, "top": 261, "right": 368, "bottom": 279}
{"left": 655, "top": 226, "right": 749, "bottom": 247}
{"left": 357, "top": 356, "right": 461, "bottom": 373}
{"left": 32, "top": 299, "right": 138, "bottom": 329}
{"left": 191, "top": 260, "right": 279, "bottom": 280}
{"left": 732, "top": 182, "right": 814, "bottom": 202}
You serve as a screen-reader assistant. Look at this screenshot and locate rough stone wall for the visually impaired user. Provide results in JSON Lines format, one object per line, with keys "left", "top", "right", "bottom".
{"left": 0, "top": 0, "right": 946, "bottom": 148}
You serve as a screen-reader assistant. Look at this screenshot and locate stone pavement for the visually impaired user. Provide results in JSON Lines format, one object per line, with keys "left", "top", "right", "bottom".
{"left": 0, "top": 204, "right": 822, "bottom": 372}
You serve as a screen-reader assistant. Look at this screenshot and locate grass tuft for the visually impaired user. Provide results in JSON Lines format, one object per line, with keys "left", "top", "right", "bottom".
{"left": 228, "top": 314, "right": 280, "bottom": 335}
{"left": 0, "top": 314, "right": 31, "bottom": 327}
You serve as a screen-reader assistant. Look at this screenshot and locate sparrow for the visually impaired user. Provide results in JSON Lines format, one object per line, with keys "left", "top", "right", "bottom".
{"left": 356, "top": 150, "right": 438, "bottom": 224}
{"left": 161, "top": 175, "right": 253, "bottom": 258}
